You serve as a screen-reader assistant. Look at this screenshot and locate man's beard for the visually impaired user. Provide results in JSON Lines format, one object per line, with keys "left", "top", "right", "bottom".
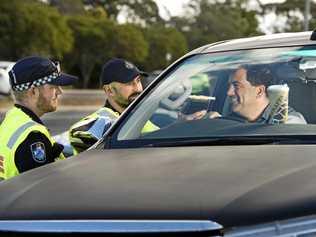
{"left": 116, "top": 92, "right": 141, "bottom": 109}
{"left": 128, "top": 92, "right": 141, "bottom": 103}
{"left": 37, "top": 93, "right": 56, "bottom": 113}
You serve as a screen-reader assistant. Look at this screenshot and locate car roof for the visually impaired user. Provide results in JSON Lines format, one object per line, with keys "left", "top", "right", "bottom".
{"left": 188, "top": 31, "right": 316, "bottom": 55}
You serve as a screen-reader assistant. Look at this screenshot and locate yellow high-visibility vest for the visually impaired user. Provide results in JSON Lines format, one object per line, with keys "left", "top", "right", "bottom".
{"left": 69, "top": 107, "right": 159, "bottom": 155}
{"left": 0, "top": 107, "right": 64, "bottom": 180}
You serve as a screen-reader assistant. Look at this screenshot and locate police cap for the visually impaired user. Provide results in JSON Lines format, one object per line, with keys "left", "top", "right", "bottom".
{"left": 100, "top": 58, "right": 148, "bottom": 85}
{"left": 9, "top": 56, "right": 78, "bottom": 91}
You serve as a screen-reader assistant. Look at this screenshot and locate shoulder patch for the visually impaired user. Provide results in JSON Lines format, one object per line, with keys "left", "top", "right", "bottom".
{"left": 30, "top": 142, "right": 46, "bottom": 163}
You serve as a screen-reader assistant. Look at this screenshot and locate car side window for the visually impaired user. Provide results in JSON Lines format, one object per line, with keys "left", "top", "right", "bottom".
{"left": 117, "top": 46, "right": 316, "bottom": 142}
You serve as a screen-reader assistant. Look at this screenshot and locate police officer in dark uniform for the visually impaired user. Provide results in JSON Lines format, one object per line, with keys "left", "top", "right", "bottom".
{"left": 0, "top": 56, "right": 77, "bottom": 180}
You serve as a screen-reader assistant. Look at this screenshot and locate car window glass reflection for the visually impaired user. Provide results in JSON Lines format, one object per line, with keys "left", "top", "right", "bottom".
{"left": 117, "top": 46, "right": 316, "bottom": 141}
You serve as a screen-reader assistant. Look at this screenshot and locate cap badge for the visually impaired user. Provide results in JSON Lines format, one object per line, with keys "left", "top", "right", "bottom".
{"left": 125, "top": 61, "right": 134, "bottom": 69}
{"left": 52, "top": 61, "right": 61, "bottom": 73}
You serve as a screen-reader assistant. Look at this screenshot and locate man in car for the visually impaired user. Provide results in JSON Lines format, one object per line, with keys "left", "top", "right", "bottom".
{"left": 0, "top": 56, "right": 77, "bottom": 180}
{"left": 225, "top": 64, "right": 306, "bottom": 124}
{"left": 68, "top": 58, "right": 158, "bottom": 154}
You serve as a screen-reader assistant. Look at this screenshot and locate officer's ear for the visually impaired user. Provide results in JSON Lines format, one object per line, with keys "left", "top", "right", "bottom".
{"left": 103, "top": 85, "right": 110, "bottom": 95}
{"left": 29, "top": 86, "right": 39, "bottom": 97}
{"left": 103, "top": 84, "right": 115, "bottom": 96}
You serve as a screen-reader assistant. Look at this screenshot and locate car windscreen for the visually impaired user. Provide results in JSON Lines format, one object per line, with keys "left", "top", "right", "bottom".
{"left": 114, "top": 45, "right": 316, "bottom": 145}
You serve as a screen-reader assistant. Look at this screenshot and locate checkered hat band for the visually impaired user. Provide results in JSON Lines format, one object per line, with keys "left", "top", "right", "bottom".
{"left": 12, "top": 72, "right": 60, "bottom": 91}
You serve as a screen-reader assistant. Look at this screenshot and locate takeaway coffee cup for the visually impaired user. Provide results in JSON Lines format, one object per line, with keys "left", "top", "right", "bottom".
{"left": 267, "top": 84, "right": 289, "bottom": 124}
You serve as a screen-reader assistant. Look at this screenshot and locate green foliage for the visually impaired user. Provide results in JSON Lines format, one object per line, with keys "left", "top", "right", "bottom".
{"left": 66, "top": 15, "right": 116, "bottom": 88}
{"left": 66, "top": 17, "right": 149, "bottom": 88}
{"left": 169, "top": 0, "right": 261, "bottom": 50}
{"left": 0, "top": 0, "right": 276, "bottom": 88}
{"left": 112, "top": 24, "right": 148, "bottom": 64}
{"left": 50, "top": 0, "right": 86, "bottom": 15}
{"left": 143, "top": 25, "right": 188, "bottom": 71}
{"left": 0, "top": 0, "right": 73, "bottom": 60}
{"left": 87, "top": 6, "right": 108, "bottom": 19}
{"left": 87, "top": 0, "right": 163, "bottom": 26}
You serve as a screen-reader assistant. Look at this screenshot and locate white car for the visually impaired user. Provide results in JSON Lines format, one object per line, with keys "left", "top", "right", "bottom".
{"left": 0, "top": 61, "right": 14, "bottom": 96}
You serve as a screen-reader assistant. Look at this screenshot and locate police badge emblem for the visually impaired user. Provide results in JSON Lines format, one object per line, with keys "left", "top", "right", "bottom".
{"left": 125, "top": 61, "right": 134, "bottom": 69}
{"left": 30, "top": 142, "right": 46, "bottom": 163}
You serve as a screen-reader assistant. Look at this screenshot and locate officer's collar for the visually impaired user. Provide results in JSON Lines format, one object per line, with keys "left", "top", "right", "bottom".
{"left": 104, "top": 100, "right": 121, "bottom": 115}
{"left": 14, "top": 104, "right": 44, "bottom": 125}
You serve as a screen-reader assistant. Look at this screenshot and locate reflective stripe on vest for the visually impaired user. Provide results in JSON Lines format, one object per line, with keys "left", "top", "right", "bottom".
{"left": 7, "top": 121, "right": 37, "bottom": 149}
{"left": 69, "top": 107, "right": 119, "bottom": 155}
{"left": 96, "top": 109, "right": 118, "bottom": 120}
{"left": 69, "top": 106, "right": 159, "bottom": 154}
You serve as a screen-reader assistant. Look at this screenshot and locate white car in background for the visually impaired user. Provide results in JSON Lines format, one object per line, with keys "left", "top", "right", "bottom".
{"left": 0, "top": 61, "right": 14, "bottom": 96}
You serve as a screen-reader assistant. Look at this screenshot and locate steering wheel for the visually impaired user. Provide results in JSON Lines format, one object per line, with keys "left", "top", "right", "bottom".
{"left": 159, "top": 78, "right": 192, "bottom": 110}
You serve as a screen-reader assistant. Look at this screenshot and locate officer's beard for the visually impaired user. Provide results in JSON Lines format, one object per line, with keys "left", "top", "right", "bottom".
{"left": 37, "top": 91, "right": 57, "bottom": 114}
{"left": 128, "top": 92, "right": 141, "bottom": 103}
{"left": 114, "top": 92, "right": 141, "bottom": 109}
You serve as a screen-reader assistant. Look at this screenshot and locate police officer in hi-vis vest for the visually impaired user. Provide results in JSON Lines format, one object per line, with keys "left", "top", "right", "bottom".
{"left": 69, "top": 58, "right": 158, "bottom": 154}
{"left": 0, "top": 56, "right": 77, "bottom": 180}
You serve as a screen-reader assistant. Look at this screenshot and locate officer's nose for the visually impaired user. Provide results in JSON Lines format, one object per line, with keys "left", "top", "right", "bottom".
{"left": 136, "top": 84, "right": 143, "bottom": 93}
{"left": 131, "top": 81, "right": 142, "bottom": 94}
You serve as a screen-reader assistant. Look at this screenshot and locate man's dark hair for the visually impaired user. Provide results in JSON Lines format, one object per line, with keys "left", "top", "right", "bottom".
{"left": 242, "top": 64, "right": 274, "bottom": 88}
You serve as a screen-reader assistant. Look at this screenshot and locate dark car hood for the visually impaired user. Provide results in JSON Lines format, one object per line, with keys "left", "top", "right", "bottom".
{"left": 0, "top": 145, "right": 316, "bottom": 228}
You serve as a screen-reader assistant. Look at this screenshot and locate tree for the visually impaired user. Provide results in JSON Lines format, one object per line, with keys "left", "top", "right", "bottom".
{"left": 256, "top": 0, "right": 316, "bottom": 32}
{"left": 111, "top": 24, "right": 149, "bottom": 65}
{"left": 169, "top": 0, "right": 261, "bottom": 50}
{"left": 0, "top": 0, "right": 73, "bottom": 61}
{"left": 49, "top": 0, "right": 86, "bottom": 15}
{"left": 66, "top": 15, "right": 116, "bottom": 88}
{"left": 85, "top": 0, "right": 163, "bottom": 26}
{"left": 143, "top": 25, "right": 188, "bottom": 71}
{"left": 67, "top": 16, "right": 149, "bottom": 88}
